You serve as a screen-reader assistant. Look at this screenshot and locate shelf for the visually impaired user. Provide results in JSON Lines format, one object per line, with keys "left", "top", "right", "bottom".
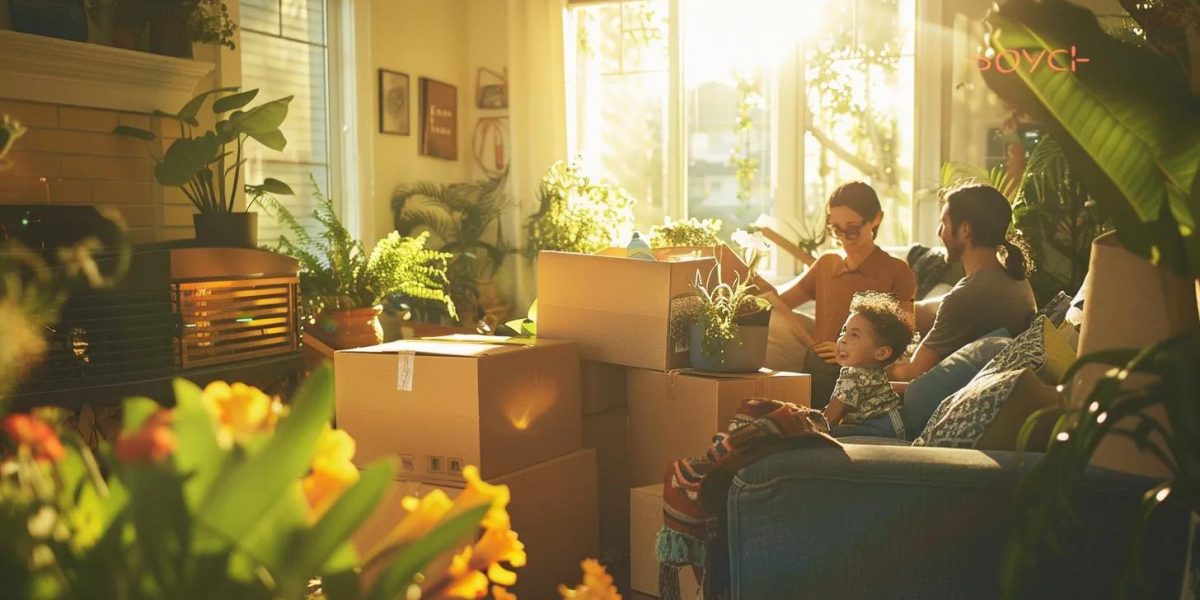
{"left": 0, "top": 29, "right": 214, "bottom": 114}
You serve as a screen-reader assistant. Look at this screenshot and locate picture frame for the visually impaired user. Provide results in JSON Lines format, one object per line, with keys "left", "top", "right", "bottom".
{"left": 419, "top": 77, "right": 458, "bottom": 161}
{"left": 379, "top": 69, "right": 410, "bottom": 136}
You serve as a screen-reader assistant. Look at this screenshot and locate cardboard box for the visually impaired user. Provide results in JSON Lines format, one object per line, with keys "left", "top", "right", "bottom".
{"left": 582, "top": 360, "right": 628, "bottom": 415}
{"left": 630, "top": 484, "right": 700, "bottom": 598}
{"left": 354, "top": 449, "right": 599, "bottom": 599}
{"left": 334, "top": 336, "right": 582, "bottom": 483}
{"left": 583, "top": 407, "right": 631, "bottom": 560}
{"left": 627, "top": 368, "right": 811, "bottom": 487}
{"left": 538, "top": 246, "right": 749, "bottom": 371}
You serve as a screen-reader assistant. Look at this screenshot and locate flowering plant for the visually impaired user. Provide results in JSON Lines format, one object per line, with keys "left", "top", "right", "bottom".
{"left": 525, "top": 160, "right": 636, "bottom": 259}
{"left": 648, "top": 217, "right": 723, "bottom": 249}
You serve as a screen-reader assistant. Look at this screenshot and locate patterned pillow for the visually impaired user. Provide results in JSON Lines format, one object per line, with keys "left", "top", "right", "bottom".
{"left": 912, "top": 369, "right": 1027, "bottom": 447}
{"left": 981, "top": 314, "right": 1049, "bottom": 375}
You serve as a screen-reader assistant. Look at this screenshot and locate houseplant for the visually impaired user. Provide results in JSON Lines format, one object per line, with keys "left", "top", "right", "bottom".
{"left": 524, "top": 159, "right": 636, "bottom": 260}
{"left": 683, "top": 231, "right": 771, "bottom": 372}
{"left": 114, "top": 87, "right": 294, "bottom": 248}
{"left": 647, "top": 216, "right": 722, "bottom": 249}
{"left": 265, "top": 180, "right": 457, "bottom": 349}
{"left": 392, "top": 173, "right": 512, "bottom": 329}
{"left": 978, "top": 0, "right": 1200, "bottom": 596}
{"left": 96, "top": 0, "right": 236, "bottom": 55}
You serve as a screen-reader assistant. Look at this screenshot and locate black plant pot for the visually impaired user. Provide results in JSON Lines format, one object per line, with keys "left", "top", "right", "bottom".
{"left": 193, "top": 212, "right": 258, "bottom": 248}
{"left": 10, "top": 0, "right": 88, "bottom": 42}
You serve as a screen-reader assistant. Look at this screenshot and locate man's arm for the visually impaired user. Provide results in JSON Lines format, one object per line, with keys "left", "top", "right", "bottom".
{"left": 886, "top": 344, "right": 940, "bottom": 382}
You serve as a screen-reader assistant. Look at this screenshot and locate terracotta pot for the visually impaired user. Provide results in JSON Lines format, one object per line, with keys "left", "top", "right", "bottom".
{"left": 309, "top": 306, "right": 384, "bottom": 350}
{"left": 193, "top": 212, "right": 258, "bottom": 248}
{"left": 1073, "top": 231, "right": 1199, "bottom": 477}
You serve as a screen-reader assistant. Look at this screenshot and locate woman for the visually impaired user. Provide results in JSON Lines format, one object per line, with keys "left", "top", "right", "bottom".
{"left": 756, "top": 181, "right": 916, "bottom": 408}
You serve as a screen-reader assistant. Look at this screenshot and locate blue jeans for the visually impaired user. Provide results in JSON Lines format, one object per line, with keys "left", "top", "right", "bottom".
{"left": 830, "top": 409, "right": 906, "bottom": 440}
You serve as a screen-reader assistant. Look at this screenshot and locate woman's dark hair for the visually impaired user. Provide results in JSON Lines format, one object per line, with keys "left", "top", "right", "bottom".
{"left": 827, "top": 181, "right": 882, "bottom": 239}
{"left": 944, "top": 183, "right": 1032, "bottom": 280}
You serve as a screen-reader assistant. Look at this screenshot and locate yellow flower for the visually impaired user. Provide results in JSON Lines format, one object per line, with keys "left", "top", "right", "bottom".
{"left": 438, "top": 547, "right": 491, "bottom": 599}
{"left": 427, "top": 525, "right": 526, "bottom": 599}
{"left": 201, "top": 381, "right": 281, "bottom": 444}
{"left": 378, "top": 489, "right": 455, "bottom": 551}
{"left": 302, "top": 425, "right": 360, "bottom": 519}
{"left": 558, "top": 559, "right": 621, "bottom": 600}
{"left": 449, "top": 465, "right": 510, "bottom": 530}
{"left": 491, "top": 586, "right": 517, "bottom": 600}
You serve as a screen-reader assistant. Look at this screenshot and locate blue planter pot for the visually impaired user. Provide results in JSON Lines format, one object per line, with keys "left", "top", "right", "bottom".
{"left": 688, "top": 309, "right": 771, "bottom": 373}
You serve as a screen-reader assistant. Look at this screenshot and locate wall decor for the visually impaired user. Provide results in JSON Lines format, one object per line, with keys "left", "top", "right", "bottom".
{"left": 419, "top": 77, "right": 457, "bottom": 160}
{"left": 379, "top": 69, "right": 410, "bottom": 136}
{"left": 475, "top": 67, "right": 507, "bottom": 109}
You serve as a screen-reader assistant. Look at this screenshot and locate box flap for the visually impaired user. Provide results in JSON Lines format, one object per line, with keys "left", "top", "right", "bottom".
{"left": 423, "top": 334, "right": 538, "bottom": 346}
{"left": 337, "top": 338, "right": 522, "bottom": 358}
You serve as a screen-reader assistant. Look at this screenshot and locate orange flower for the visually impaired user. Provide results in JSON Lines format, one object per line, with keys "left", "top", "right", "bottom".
{"left": 491, "top": 586, "right": 517, "bottom": 600}
{"left": 2, "top": 413, "right": 64, "bottom": 463}
{"left": 302, "top": 425, "right": 360, "bottom": 519}
{"left": 200, "top": 381, "right": 281, "bottom": 444}
{"left": 558, "top": 559, "right": 621, "bottom": 600}
{"left": 429, "top": 525, "right": 526, "bottom": 599}
{"left": 115, "top": 410, "right": 176, "bottom": 464}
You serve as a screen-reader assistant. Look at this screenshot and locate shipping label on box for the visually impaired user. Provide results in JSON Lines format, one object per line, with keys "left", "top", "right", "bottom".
{"left": 334, "top": 337, "right": 582, "bottom": 483}
{"left": 627, "top": 368, "right": 811, "bottom": 487}
{"left": 354, "top": 449, "right": 599, "bottom": 599}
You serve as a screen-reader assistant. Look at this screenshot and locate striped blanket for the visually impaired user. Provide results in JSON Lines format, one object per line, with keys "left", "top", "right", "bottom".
{"left": 655, "top": 397, "right": 836, "bottom": 600}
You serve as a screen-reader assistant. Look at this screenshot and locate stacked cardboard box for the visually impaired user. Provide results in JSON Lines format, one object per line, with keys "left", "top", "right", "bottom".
{"left": 335, "top": 336, "right": 598, "bottom": 597}
{"left": 630, "top": 484, "right": 700, "bottom": 598}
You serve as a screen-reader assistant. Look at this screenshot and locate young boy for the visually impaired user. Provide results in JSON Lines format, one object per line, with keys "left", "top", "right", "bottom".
{"left": 823, "top": 292, "right": 913, "bottom": 439}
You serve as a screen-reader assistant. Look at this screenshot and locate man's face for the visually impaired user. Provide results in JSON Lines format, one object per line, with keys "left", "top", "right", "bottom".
{"left": 938, "top": 204, "right": 965, "bottom": 263}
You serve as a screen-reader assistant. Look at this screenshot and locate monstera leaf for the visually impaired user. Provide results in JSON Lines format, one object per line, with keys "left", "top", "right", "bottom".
{"left": 980, "top": 0, "right": 1200, "bottom": 276}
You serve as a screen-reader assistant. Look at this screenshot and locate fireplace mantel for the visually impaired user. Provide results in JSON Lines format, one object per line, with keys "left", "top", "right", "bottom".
{"left": 0, "top": 29, "right": 214, "bottom": 114}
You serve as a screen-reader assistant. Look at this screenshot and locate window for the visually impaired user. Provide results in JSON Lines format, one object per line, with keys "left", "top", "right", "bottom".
{"left": 240, "top": 0, "right": 334, "bottom": 241}
{"left": 566, "top": 0, "right": 919, "bottom": 257}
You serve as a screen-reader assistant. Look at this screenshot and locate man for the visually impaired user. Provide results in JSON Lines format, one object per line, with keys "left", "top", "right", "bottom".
{"left": 887, "top": 184, "right": 1037, "bottom": 382}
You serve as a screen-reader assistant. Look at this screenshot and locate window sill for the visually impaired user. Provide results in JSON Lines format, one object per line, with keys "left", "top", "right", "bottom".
{"left": 0, "top": 30, "right": 214, "bottom": 114}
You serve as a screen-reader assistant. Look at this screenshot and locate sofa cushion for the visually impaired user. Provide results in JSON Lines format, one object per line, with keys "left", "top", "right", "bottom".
{"left": 975, "top": 369, "right": 1064, "bottom": 451}
{"left": 1037, "top": 318, "right": 1077, "bottom": 385}
{"left": 913, "top": 369, "right": 1028, "bottom": 447}
{"left": 901, "top": 328, "right": 1011, "bottom": 436}
{"left": 982, "top": 314, "right": 1049, "bottom": 374}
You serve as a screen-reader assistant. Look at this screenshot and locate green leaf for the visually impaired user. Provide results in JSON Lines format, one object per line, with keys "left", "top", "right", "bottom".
{"left": 194, "top": 366, "right": 334, "bottom": 553}
{"left": 178, "top": 86, "right": 241, "bottom": 123}
{"left": 121, "top": 465, "right": 192, "bottom": 596}
{"left": 278, "top": 461, "right": 397, "bottom": 595}
{"left": 213, "top": 89, "right": 260, "bottom": 114}
{"left": 155, "top": 135, "right": 221, "bottom": 186}
{"left": 153, "top": 108, "right": 199, "bottom": 127}
{"left": 981, "top": 0, "right": 1200, "bottom": 276}
{"left": 112, "top": 125, "right": 156, "bottom": 141}
{"left": 228, "top": 96, "right": 294, "bottom": 136}
{"left": 322, "top": 570, "right": 363, "bottom": 600}
{"left": 251, "top": 177, "right": 294, "bottom": 196}
{"left": 225, "top": 484, "right": 311, "bottom": 580}
{"left": 170, "top": 378, "right": 226, "bottom": 510}
{"left": 122, "top": 397, "right": 161, "bottom": 433}
{"left": 248, "top": 128, "right": 287, "bottom": 152}
{"left": 367, "top": 504, "right": 490, "bottom": 600}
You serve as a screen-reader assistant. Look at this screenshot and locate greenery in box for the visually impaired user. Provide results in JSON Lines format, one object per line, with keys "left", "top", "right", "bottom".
{"left": 264, "top": 180, "right": 457, "bottom": 322}
{"left": 113, "top": 87, "right": 295, "bottom": 214}
{"left": 525, "top": 160, "right": 636, "bottom": 259}
{"left": 391, "top": 174, "right": 512, "bottom": 324}
{"left": 977, "top": 0, "right": 1200, "bottom": 597}
{"left": 688, "top": 265, "right": 770, "bottom": 362}
{"left": 647, "top": 216, "right": 723, "bottom": 249}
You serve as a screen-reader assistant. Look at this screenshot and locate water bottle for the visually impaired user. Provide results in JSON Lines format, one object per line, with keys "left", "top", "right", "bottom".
{"left": 626, "top": 231, "right": 655, "bottom": 260}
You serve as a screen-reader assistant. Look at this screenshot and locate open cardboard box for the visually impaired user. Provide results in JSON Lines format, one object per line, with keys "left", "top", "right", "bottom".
{"left": 334, "top": 336, "right": 582, "bottom": 483}
{"left": 627, "top": 368, "right": 811, "bottom": 487}
{"left": 538, "top": 244, "right": 750, "bottom": 371}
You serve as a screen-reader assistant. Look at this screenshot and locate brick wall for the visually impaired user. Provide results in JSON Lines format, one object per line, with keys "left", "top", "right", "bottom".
{"left": 0, "top": 98, "right": 195, "bottom": 244}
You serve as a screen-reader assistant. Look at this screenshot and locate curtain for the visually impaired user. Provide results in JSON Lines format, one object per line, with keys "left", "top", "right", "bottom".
{"left": 496, "top": 0, "right": 569, "bottom": 319}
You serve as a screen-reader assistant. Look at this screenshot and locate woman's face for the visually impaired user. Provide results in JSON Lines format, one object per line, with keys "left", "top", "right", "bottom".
{"left": 827, "top": 205, "right": 881, "bottom": 251}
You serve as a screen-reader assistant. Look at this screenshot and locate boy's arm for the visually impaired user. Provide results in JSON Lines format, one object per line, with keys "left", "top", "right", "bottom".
{"left": 824, "top": 397, "right": 846, "bottom": 427}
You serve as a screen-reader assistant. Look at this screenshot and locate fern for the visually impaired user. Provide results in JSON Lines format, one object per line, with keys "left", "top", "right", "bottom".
{"left": 265, "top": 177, "right": 457, "bottom": 320}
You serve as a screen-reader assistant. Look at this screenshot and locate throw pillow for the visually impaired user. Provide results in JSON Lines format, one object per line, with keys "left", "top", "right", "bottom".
{"left": 1036, "top": 291, "right": 1073, "bottom": 326}
{"left": 975, "top": 369, "right": 1065, "bottom": 451}
{"left": 901, "top": 329, "right": 1011, "bottom": 437}
{"left": 982, "top": 314, "right": 1049, "bottom": 375}
{"left": 1037, "top": 318, "right": 1077, "bottom": 386}
{"left": 912, "top": 369, "right": 1027, "bottom": 448}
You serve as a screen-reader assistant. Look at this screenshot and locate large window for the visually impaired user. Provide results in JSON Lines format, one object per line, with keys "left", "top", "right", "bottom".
{"left": 240, "top": 0, "right": 333, "bottom": 241}
{"left": 566, "top": 0, "right": 918, "bottom": 258}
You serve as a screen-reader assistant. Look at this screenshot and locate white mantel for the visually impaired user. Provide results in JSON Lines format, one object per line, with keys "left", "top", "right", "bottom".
{"left": 0, "top": 29, "right": 214, "bottom": 114}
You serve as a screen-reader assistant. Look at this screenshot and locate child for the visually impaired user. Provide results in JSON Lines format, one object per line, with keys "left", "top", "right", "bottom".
{"left": 823, "top": 292, "right": 913, "bottom": 439}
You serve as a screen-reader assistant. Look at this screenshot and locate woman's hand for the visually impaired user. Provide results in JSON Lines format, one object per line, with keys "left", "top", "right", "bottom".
{"left": 812, "top": 341, "right": 839, "bottom": 364}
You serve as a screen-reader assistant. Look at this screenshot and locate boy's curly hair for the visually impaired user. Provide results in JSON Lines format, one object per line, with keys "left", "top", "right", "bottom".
{"left": 849, "top": 291, "right": 913, "bottom": 365}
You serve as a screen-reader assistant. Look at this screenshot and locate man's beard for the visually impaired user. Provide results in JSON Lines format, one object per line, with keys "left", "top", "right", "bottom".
{"left": 944, "top": 237, "right": 964, "bottom": 263}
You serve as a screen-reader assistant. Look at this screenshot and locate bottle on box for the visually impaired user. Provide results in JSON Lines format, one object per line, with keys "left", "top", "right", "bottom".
{"left": 627, "top": 231, "right": 655, "bottom": 261}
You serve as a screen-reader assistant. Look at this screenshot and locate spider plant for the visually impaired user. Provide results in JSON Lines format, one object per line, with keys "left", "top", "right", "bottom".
{"left": 689, "top": 263, "right": 770, "bottom": 362}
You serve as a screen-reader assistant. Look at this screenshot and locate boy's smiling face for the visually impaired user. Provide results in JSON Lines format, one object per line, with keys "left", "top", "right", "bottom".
{"left": 836, "top": 313, "right": 894, "bottom": 367}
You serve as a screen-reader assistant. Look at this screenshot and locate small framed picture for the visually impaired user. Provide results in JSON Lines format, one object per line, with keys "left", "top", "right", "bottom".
{"left": 379, "top": 69, "right": 410, "bottom": 136}
{"left": 419, "top": 77, "right": 458, "bottom": 160}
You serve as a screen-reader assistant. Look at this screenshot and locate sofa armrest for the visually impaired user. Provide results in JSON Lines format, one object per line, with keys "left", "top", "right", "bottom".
{"left": 726, "top": 443, "right": 1191, "bottom": 600}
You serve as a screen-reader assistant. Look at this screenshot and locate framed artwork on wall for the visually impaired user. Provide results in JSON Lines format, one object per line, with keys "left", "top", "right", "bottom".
{"left": 379, "top": 69, "right": 410, "bottom": 136}
{"left": 419, "top": 77, "right": 457, "bottom": 160}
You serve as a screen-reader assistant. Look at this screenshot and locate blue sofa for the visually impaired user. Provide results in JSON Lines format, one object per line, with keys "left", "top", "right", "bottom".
{"left": 725, "top": 439, "right": 1193, "bottom": 599}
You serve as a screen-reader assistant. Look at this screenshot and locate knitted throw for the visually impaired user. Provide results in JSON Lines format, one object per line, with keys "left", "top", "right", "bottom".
{"left": 655, "top": 397, "right": 836, "bottom": 600}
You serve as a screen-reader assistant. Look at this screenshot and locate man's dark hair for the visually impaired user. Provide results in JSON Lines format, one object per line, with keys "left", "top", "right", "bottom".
{"left": 828, "top": 181, "right": 882, "bottom": 239}
{"left": 849, "top": 291, "right": 913, "bottom": 365}
{"left": 944, "top": 183, "right": 1032, "bottom": 280}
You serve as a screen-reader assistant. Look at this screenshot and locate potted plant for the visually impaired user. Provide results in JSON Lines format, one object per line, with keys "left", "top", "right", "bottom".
{"left": 265, "top": 179, "right": 457, "bottom": 349}
{"left": 681, "top": 231, "right": 772, "bottom": 372}
{"left": 392, "top": 173, "right": 513, "bottom": 329}
{"left": 93, "top": 0, "right": 235, "bottom": 56}
{"left": 114, "top": 87, "right": 294, "bottom": 248}
{"left": 647, "top": 216, "right": 723, "bottom": 249}
{"left": 524, "top": 159, "right": 636, "bottom": 260}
